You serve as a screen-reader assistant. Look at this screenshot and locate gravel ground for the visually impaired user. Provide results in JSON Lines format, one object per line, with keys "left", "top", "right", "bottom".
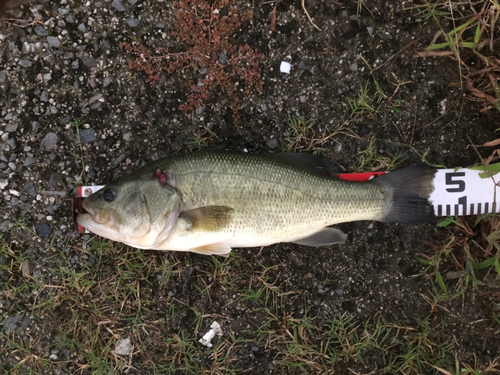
{"left": 1, "top": 0, "right": 499, "bottom": 374}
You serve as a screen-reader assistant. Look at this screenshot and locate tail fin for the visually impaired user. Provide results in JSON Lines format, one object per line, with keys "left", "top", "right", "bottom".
{"left": 374, "top": 166, "right": 436, "bottom": 224}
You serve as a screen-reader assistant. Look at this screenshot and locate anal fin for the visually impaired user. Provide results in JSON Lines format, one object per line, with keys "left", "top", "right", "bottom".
{"left": 191, "top": 243, "right": 232, "bottom": 257}
{"left": 291, "top": 228, "right": 347, "bottom": 247}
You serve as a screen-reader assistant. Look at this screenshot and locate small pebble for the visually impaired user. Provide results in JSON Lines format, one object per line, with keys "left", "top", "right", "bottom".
{"left": 5, "top": 123, "right": 18, "bottom": 132}
{"left": 21, "top": 262, "right": 30, "bottom": 278}
{"left": 58, "top": 7, "right": 70, "bottom": 15}
{"left": 111, "top": 0, "right": 126, "bottom": 11}
{"left": 88, "top": 93, "right": 102, "bottom": 104}
{"left": 83, "top": 57, "right": 96, "bottom": 68}
{"left": 47, "top": 36, "right": 61, "bottom": 48}
{"left": 40, "top": 132, "right": 58, "bottom": 151}
{"left": 103, "top": 76, "right": 113, "bottom": 86}
{"left": 114, "top": 338, "right": 132, "bottom": 356}
{"left": 0, "top": 221, "right": 10, "bottom": 232}
{"left": 21, "top": 316, "right": 31, "bottom": 329}
{"left": 127, "top": 18, "right": 140, "bottom": 27}
{"left": 34, "top": 26, "right": 49, "bottom": 36}
{"left": 77, "top": 128, "right": 96, "bottom": 143}
{"left": 36, "top": 223, "right": 51, "bottom": 238}
{"left": 3, "top": 313, "right": 23, "bottom": 334}
{"left": 18, "top": 59, "right": 32, "bottom": 68}
{"left": 48, "top": 173, "right": 59, "bottom": 188}
{"left": 266, "top": 138, "right": 279, "bottom": 150}
{"left": 219, "top": 51, "right": 228, "bottom": 64}
{"left": 24, "top": 157, "right": 37, "bottom": 167}
{"left": 24, "top": 182, "right": 36, "bottom": 197}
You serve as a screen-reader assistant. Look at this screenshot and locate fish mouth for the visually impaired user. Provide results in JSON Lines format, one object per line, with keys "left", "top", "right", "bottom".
{"left": 77, "top": 211, "right": 126, "bottom": 243}
{"left": 77, "top": 211, "right": 161, "bottom": 248}
{"left": 82, "top": 199, "right": 105, "bottom": 224}
{"left": 77, "top": 206, "right": 120, "bottom": 234}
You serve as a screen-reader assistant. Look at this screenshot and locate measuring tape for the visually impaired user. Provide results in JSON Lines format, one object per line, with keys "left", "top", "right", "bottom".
{"left": 430, "top": 167, "right": 499, "bottom": 216}
{"left": 74, "top": 165, "right": 500, "bottom": 233}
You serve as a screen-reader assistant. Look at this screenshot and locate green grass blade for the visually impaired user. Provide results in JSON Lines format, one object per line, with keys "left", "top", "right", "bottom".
{"left": 436, "top": 272, "right": 448, "bottom": 295}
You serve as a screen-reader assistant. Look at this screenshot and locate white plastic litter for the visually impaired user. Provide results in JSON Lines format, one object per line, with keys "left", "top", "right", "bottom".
{"left": 280, "top": 61, "right": 291, "bottom": 74}
{"left": 199, "top": 321, "right": 223, "bottom": 347}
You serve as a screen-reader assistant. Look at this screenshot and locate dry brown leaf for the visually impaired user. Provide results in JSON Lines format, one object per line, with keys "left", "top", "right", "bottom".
{"left": 271, "top": 5, "right": 276, "bottom": 31}
{"left": 467, "top": 76, "right": 496, "bottom": 101}
{"left": 485, "top": 149, "right": 500, "bottom": 164}
{"left": 483, "top": 139, "right": 500, "bottom": 147}
{"left": 415, "top": 50, "right": 455, "bottom": 57}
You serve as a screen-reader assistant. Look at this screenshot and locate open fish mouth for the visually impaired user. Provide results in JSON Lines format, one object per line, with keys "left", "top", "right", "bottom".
{"left": 77, "top": 207, "right": 121, "bottom": 236}
{"left": 77, "top": 211, "right": 169, "bottom": 249}
{"left": 77, "top": 211, "right": 114, "bottom": 232}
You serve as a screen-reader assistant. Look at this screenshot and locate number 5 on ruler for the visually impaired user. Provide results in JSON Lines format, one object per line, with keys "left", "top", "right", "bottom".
{"left": 431, "top": 169, "right": 499, "bottom": 216}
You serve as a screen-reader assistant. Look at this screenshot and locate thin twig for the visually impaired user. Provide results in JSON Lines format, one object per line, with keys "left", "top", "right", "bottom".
{"left": 301, "top": 0, "right": 320, "bottom": 31}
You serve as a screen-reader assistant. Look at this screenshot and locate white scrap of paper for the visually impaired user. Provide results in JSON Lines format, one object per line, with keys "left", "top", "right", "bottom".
{"left": 199, "top": 321, "right": 223, "bottom": 347}
{"left": 280, "top": 61, "right": 291, "bottom": 74}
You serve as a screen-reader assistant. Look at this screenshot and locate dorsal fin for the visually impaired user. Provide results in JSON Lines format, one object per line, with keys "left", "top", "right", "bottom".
{"left": 265, "top": 153, "right": 339, "bottom": 177}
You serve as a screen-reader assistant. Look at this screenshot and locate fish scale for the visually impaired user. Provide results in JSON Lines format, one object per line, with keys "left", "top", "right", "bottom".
{"left": 163, "top": 154, "right": 382, "bottom": 227}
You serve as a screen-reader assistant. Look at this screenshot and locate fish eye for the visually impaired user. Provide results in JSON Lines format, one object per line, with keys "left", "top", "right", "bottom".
{"left": 103, "top": 188, "right": 116, "bottom": 203}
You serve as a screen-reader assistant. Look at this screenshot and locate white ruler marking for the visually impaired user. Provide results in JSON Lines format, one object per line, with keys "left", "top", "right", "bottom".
{"left": 430, "top": 168, "right": 499, "bottom": 216}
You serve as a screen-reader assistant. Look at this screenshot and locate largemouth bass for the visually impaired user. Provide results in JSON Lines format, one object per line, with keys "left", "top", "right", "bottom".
{"left": 77, "top": 151, "right": 436, "bottom": 256}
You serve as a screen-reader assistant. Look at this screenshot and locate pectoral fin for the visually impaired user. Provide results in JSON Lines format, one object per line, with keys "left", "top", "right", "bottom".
{"left": 191, "top": 243, "right": 232, "bottom": 257}
{"left": 180, "top": 206, "right": 234, "bottom": 232}
{"left": 291, "top": 228, "right": 347, "bottom": 247}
